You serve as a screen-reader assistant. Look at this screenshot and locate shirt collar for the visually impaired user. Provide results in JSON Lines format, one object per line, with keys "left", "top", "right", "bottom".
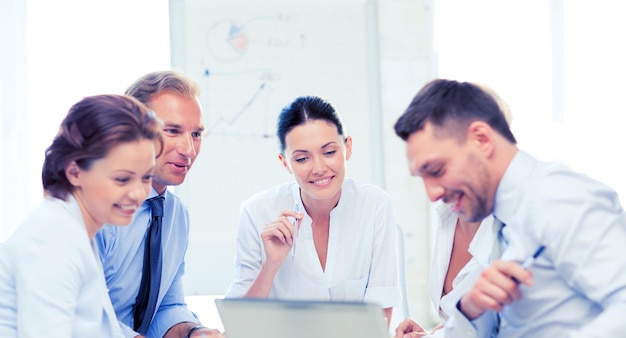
{"left": 493, "top": 149, "right": 537, "bottom": 226}
{"left": 145, "top": 187, "right": 168, "bottom": 206}
{"left": 468, "top": 215, "right": 498, "bottom": 267}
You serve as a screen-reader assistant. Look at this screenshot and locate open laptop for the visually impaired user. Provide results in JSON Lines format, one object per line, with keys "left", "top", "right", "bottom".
{"left": 215, "top": 298, "right": 391, "bottom": 338}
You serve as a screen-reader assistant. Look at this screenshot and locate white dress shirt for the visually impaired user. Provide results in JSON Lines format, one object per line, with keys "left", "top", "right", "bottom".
{"left": 0, "top": 195, "right": 123, "bottom": 338}
{"left": 445, "top": 150, "right": 626, "bottom": 337}
{"left": 428, "top": 203, "right": 496, "bottom": 323}
{"left": 225, "top": 178, "right": 401, "bottom": 309}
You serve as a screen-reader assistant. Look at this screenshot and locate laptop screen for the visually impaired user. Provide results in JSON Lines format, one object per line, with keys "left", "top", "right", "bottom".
{"left": 215, "top": 298, "right": 390, "bottom": 338}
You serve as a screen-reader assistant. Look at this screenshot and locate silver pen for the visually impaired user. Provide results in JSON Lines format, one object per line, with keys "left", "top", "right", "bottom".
{"left": 512, "top": 245, "right": 546, "bottom": 284}
{"left": 291, "top": 202, "right": 299, "bottom": 259}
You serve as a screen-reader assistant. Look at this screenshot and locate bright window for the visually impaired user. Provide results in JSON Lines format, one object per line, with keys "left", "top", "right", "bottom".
{"left": 0, "top": 0, "right": 170, "bottom": 240}
{"left": 435, "top": 0, "right": 626, "bottom": 199}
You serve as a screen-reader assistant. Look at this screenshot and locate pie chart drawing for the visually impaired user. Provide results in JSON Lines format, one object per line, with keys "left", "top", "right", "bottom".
{"left": 206, "top": 19, "right": 249, "bottom": 62}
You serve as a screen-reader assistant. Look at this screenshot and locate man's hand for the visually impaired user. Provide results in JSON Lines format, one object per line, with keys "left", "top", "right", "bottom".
{"left": 459, "top": 260, "right": 534, "bottom": 320}
{"left": 163, "top": 322, "right": 224, "bottom": 338}
{"left": 189, "top": 327, "right": 224, "bottom": 337}
{"left": 394, "top": 318, "right": 427, "bottom": 338}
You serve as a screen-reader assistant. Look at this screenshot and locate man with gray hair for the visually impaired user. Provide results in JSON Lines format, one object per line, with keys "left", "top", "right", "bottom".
{"left": 96, "top": 70, "right": 224, "bottom": 338}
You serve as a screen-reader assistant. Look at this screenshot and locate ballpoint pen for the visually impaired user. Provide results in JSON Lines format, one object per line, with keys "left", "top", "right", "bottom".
{"left": 292, "top": 202, "right": 299, "bottom": 259}
{"left": 512, "top": 244, "right": 546, "bottom": 284}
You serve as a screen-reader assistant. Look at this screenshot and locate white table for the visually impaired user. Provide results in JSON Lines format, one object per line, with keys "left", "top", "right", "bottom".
{"left": 185, "top": 294, "right": 225, "bottom": 332}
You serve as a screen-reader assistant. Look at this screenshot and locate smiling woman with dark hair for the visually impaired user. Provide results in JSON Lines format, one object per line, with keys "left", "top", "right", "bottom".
{"left": 226, "top": 95, "right": 401, "bottom": 327}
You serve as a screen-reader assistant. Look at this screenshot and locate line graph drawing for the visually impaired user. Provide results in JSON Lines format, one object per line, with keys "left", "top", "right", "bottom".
{"left": 194, "top": 12, "right": 305, "bottom": 139}
{"left": 206, "top": 82, "right": 268, "bottom": 136}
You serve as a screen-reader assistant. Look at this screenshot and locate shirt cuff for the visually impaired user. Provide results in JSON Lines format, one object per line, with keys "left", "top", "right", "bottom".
{"left": 187, "top": 325, "right": 208, "bottom": 337}
{"left": 147, "top": 306, "right": 200, "bottom": 338}
{"left": 443, "top": 300, "right": 497, "bottom": 337}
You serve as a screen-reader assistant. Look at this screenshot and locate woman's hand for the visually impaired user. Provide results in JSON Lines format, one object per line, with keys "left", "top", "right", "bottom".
{"left": 260, "top": 209, "right": 302, "bottom": 265}
{"left": 394, "top": 318, "right": 427, "bottom": 338}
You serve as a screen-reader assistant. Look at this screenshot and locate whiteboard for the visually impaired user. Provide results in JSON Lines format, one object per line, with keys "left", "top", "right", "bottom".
{"left": 170, "top": 0, "right": 379, "bottom": 295}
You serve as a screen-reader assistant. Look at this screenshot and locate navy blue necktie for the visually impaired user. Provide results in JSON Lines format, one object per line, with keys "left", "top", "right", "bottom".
{"left": 492, "top": 218, "right": 507, "bottom": 262}
{"left": 134, "top": 196, "right": 164, "bottom": 334}
{"left": 492, "top": 217, "right": 507, "bottom": 337}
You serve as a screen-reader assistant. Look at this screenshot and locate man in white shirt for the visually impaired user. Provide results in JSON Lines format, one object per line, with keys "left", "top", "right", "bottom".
{"left": 393, "top": 78, "right": 626, "bottom": 337}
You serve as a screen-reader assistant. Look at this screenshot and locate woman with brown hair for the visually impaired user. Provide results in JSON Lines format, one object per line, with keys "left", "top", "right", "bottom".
{"left": 0, "top": 94, "right": 162, "bottom": 337}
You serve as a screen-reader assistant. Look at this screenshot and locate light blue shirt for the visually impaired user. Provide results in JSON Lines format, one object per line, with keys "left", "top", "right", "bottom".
{"left": 225, "top": 178, "right": 401, "bottom": 309}
{"left": 445, "top": 150, "right": 626, "bottom": 337}
{"left": 0, "top": 196, "right": 123, "bottom": 338}
{"left": 96, "top": 189, "right": 199, "bottom": 338}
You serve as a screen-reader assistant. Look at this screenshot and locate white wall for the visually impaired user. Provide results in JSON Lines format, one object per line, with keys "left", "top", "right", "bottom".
{"left": 378, "top": 0, "right": 438, "bottom": 326}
